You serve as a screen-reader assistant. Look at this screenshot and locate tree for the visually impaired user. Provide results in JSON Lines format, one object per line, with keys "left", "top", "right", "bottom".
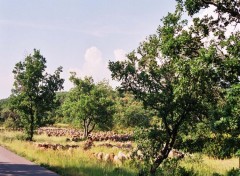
{"left": 62, "top": 73, "right": 115, "bottom": 138}
{"left": 0, "top": 98, "right": 10, "bottom": 122}
{"left": 113, "top": 93, "right": 152, "bottom": 128}
{"left": 11, "top": 49, "right": 64, "bottom": 141}
{"left": 177, "top": 0, "right": 240, "bottom": 159}
{"left": 109, "top": 2, "right": 240, "bottom": 174}
{"left": 177, "top": 0, "right": 240, "bottom": 23}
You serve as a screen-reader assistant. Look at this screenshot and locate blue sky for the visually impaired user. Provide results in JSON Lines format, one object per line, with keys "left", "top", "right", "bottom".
{"left": 0, "top": 0, "right": 176, "bottom": 99}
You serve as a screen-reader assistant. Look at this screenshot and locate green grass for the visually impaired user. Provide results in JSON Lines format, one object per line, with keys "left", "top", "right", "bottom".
{"left": 34, "top": 134, "right": 69, "bottom": 144}
{"left": 0, "top": 130, "right": 238, "bottom": 176}
{"left": 180, "top": 153, "right": 238, "bottom": 176}
{"left": 0, "top": 131, "right": 137, "bottom": 176}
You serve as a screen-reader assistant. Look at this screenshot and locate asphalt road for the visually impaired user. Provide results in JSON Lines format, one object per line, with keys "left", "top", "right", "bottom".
{"left": 0, "top": 146, "right": 59, "bottom": 176}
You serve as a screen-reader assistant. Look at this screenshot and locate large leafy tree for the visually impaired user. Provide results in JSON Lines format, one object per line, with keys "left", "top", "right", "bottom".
{"left": 177, "top": 0, "right": 240, "bottom": 159}
{"left": 109, "top": 2, "right": 239, "bottom": 174}
{"left": 178, "top": 0, "right": 240, "bottom": 23}
{"left": 62, "top": 73, "right": 115, "bottom": 138}
{"left": 11, "top": 49, "right": 64, "bottom": 141}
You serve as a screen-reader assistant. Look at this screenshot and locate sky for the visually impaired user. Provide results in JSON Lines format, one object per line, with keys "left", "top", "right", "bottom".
{"left": 0, "top": 0, "right": 177, "bottom": 99}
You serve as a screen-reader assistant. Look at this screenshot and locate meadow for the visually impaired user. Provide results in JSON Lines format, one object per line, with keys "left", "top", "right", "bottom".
{"left": 0, "top": 128, "right": 238, "bottom": 176}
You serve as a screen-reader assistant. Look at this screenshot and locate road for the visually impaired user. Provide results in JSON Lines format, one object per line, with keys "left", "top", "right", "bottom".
{"left": 0, "top": 146, "right": 59, "bottom": 176}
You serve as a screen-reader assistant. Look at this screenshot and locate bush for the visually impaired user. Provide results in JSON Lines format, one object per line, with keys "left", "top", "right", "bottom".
{"left": 226, "top": 168, "right": 240, "bottom": 176}
{"left": 203, "top": 137, "right": 240, "bottom": 159}
{"left": 16, "top": 133, "right": 28, "bottom": 141}
{"left": 4, "top": 118, "right": 22, "bottom": 129}
{"left": 157, "top": 158, "right": 197, "bottom": 176}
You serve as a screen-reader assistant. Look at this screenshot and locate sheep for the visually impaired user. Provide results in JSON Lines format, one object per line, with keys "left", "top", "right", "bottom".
{"left": 117, "top": 151, "right": 127, "bottom": 163}
{"left": 97, "top": 152, "right": 104, "bottom": 160}
{"left": 109, "top": 153, "right": 115, "bottom": 162}
{"left": 103, "top": 153, "right": 111, "bottom": 162}
{"left": 168, "top": 149, "right": 185, "bottom": 159}
{"left": 126, "top": 152, "right": 132, "bottom": 160}
{"left": 113, "top": 155, "right": 121, "bottom": 164}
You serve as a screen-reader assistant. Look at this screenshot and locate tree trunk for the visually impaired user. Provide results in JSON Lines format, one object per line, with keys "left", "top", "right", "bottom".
{"left": 84, "top": 125, "right": 88, "bottom": 138}
{"left": 83, "top": 118, "right": 95, "bottom": 138}
{"left": 27, "top": 114, "right": 34, "bottom": 141}
{"left": 149, "top": 127, "right": 179, "bottom": 175}
{"left": 83, "top": 119, "right": 90, "bottom": 138}
{"left": 29, "top": 123, "right": 34, "bottom": 141}
{"left": 150, "top": 148, "right": 171, "bottom": 175}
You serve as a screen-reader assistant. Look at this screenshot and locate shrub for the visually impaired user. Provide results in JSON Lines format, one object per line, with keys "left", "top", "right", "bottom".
{"left": 4, "top": 117, "right": 22, "bottom": 129}
{"left": 203, "top": 137, "right": 240, "bottom": 159}
{"left": 226, "top": 168, "right": 240, "bottom": 176}
{"left": 157, "top": 158, "right": 197, "bottom": 176}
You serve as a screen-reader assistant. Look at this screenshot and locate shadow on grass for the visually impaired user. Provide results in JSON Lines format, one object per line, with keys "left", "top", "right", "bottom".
{"left": 41, "top": 163, "right": 136, "bottom": 176}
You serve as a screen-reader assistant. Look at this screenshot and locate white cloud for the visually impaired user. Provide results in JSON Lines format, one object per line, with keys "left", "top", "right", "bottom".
{"left": 80, "top": 47, "right": 110, "bottom": 81}
{"left": 67, "top": 47, "right": 109, "bottom": 82}
{"left": 84, "top": 47, "right": 102, "bottom": 63}
{"left": 64, "top": 47, "right": 128, "bottom": 90}
{"left": 114, "top": 49, "right": 127, "bottom": 61}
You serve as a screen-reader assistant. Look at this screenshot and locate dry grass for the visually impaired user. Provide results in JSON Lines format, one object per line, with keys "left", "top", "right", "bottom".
{"left": 0, "top": 130, "right": 238, "bottom": 176}
{"left": 180, "top": 153, "right": 238, "bottom": 175}
{"left": 0, "top": 131, "right": 137, "bottom": 176}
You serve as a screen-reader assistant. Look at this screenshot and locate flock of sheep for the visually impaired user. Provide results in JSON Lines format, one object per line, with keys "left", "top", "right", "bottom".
{"left": 34, "top": 127, "right": 185, "bottom": 165}
{"left": 36, "top": 143, "right": 79, "bottom": 150}
{"left": 37, "top": 127, "right": 132, "bottom": 142}
{"left": 93, "top": 151, "right": 131, "bottom": 164}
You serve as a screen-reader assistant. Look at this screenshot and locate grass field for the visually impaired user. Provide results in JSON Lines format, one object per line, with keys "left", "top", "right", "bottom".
{"left": 0, "top": 130, "right": 238, "bottom": 176}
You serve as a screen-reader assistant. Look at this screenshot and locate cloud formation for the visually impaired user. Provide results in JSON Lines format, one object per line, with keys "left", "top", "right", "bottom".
{"left": 114, "top": 49, "right": 127, "bottom": 61}
{"left": 64, "top": 47, "right": 127, "bottom": 90}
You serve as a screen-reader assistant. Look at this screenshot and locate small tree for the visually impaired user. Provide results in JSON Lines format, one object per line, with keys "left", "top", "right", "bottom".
{"left": 11, "top": 49, "right": 64, "bottom": 141}
{"left": 62, "top": 73, "right": 115, "bottom": 138}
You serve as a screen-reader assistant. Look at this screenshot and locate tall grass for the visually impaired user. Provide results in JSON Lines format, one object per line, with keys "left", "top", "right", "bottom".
{"left": 180, "top": 153, "right": 238, "bottom": 176}
{"left": 0, "top": 131, "right": 136, "bottom": 176}
{"left": 0, "top": 131, "right": 238, "bottom": 176}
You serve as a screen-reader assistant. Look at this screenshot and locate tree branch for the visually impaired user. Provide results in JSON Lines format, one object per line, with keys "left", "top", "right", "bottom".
{"left": 202, "top": 0, "right": 240, "bottom": 20}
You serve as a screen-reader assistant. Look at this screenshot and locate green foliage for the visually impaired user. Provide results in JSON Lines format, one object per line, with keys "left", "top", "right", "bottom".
{"left": 236, "top": 150, "right": 240, "bottom": 157}
{"left": 0, "top": 97, "right": 22, "bottom": 128}
{"left": 203, "top": 136, "right": 240, "bottom": 159}
{"left": 226, "top": 168, "right": 240, "bottom": 176}
{"left": 4, "top": 117, "right": 21, "bottom": 129}
{"left": 62, "top": 73, "right": 115, "bottom": 137}
{"left": 134, "top": 127, "right": 166, "bottom": 167}
{"left": 11, "top": 49, "right": 64, "bottom": 140}
{"left": 44, "top": 92, "right": 69, "bottom": 124}
{"left": 0, "top": 98, "right": 10, "bottom": 110}
{"left": 157, "top": 158, "right": 197, "bottom": 176}
{"left": 219, "top": 84, "right": 240, "bottom": 137}
{"left": 0, "top": 98, "right": 11, "bottom": 122}
{"left": 137, "top": 157, "right": 198, "bottom": 176}
{"left": 113, "top": 93, "right": 151, "bottom": 128}
{"left": 109, "top": 1, "right": 240, "bottom": 174}
{"left": 178, "top": 0, "right": 240, "bottom": 25}
{"left": 175, "top": 122, "right": 209, "bottom": 153}
{"left": 109, "top": 5, "right": 223, "bottom": 174}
